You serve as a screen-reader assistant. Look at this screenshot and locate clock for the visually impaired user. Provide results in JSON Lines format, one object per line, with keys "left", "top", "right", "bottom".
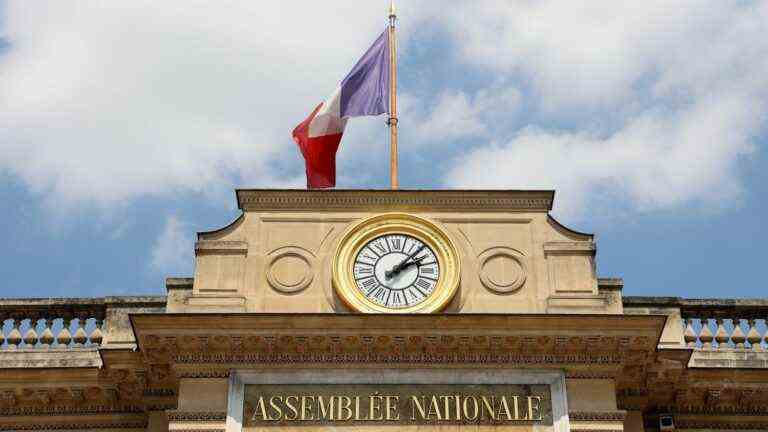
{"left": 332, "top": 213, "right": 460, "bottom": 313}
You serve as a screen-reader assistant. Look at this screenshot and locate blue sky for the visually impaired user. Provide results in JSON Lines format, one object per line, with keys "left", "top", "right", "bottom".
{"left": 1, "top": 1, "right": 767, "bottom": 299}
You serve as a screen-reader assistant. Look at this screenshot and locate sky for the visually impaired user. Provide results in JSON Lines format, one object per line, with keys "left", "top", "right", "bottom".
{"left": 0, "top": 1, "right": 767, "bottom": 299}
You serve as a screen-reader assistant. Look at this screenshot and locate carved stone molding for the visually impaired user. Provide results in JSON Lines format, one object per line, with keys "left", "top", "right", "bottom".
{"left": 172, "top": 430, "right": 224, "bottom": 432}
{"left": 167, "top": 411, "right": 227, "bottom": 422}
{"left": 175, "top": 370, "right": 231, "bottom": 379}
{"left": 195, "top": 240, "right": 248, "bottom": 255}
{"left": 1, "top": 422, "right": 148, "bottom": 431}
{"left": 672, "top": 416, "right": 768, "bottom": 430}
{"left": 0, "top": 403, "right": 143, "bottom": 417}
{"left": 237, "top": 189, "right": 554, "bottom": 212}
{"left": 543, "top": 241, "right": 596, "bottom": 255}
{"left": 171, "top": 352, "right": 628, "bottom": 368}
{"left": 569, "top": 411, "right": 627, "bottom": 422}
{"left": 568, "top": 430, "right": 622, "bottom": 432}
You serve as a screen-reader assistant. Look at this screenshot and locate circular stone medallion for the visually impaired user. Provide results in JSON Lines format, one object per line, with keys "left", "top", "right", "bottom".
{"left": 478, "top": 248, "right": 527, "bottom": 293}
{"left": 267, "top": 250, "right": 314, "bottom": 293}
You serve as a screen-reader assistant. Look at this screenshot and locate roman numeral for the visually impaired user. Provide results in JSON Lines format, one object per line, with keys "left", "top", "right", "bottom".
{"left": 388, "top": 291, "right": 406, "bottom": 307}
{"left": 415, "top": 278, "right": 432, "bottom": 291}
{"left": 360, "top": 277, "right": 378, "bottom": 293}
{"left": 371, "top": 287, "right": 388, "bottom": 302}
{"left": 372, "top": 241, "right": 388, "bottom": 255}
{"left": 405, "top": 287, "right": 424, "bottom": 302}
{"left": 389, "top": 237, "right": 402, "bottom": 251}
{"left": 354, "top": 264, "right": 374, "bottom": 279}
{"left": 404, "top": 239, "right": 420, "bottom": 255}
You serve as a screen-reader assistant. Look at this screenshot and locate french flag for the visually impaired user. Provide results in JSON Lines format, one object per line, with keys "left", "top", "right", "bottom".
{"left": 293, "top": 29, "right": 390, "bottom": 188}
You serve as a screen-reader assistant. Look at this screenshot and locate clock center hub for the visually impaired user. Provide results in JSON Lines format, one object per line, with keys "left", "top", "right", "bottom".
{"left": 374, "top": 252, "right": 419, "bottom": 290}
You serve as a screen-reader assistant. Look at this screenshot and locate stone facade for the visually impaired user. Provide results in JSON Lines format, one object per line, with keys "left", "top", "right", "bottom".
{"left": 1, "top": 189, "right": 766, "bottom": 432}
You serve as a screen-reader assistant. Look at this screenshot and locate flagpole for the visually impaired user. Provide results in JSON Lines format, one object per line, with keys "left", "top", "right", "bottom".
{"left": 388, "top": 0, "right": 399, "bottom": 189}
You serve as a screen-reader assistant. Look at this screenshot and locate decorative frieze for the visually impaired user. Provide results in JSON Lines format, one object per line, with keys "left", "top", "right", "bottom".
{"left": 167, "top": 410, "right": 227, "bottom": 422}
{"left": 568, "top": 410, "right": 627, "bottom": 421}
{"left": 236, "top": 189, "right": 555, "bottom": 212}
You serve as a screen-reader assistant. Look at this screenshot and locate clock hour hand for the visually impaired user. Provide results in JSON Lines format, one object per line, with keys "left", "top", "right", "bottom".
{"left": 397, "top": 256, "right": 426, "bottom": 272}
{"left": 385, "top": 245, "right": 425, "bottom": 279}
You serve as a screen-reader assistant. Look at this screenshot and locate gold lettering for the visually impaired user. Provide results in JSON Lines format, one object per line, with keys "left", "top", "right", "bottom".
{"left": 497, "top": 395, "right": 513, "bottom": 421}
{"left": 338, "top": 396, "right": 353, "bottom": 421}
{"left": 385, "top": 395, "right": 399, "bottom": 420}
{"left": 268, "top": 396, "right": 283, "bottom": 421}
{"left": 252, "top": 396, "right": 270, "bottom": 421}
{"left": 454, "top": 395, "right": 461, "bottom": 420}
{"left": 512, "top": 395, "right": 528, "bottom": 420}
{"left": 427, "top": 395, "right": 443, "bottom": 420}
{"left": 300, "top": 395, "right": 315, "bottom": 421}
{"left": 284, "top": 395, "right": 299, "bottom": 421}
{"left": 462, "top": 396, "right": 479, "bottom": 421}
{"left": 369, "top": 394, "right": 384, "bottom": 421}
{"left": 245, "top": 388, "right": 548, "bottom": 425}
{"left": 439, "top": 395, "right": 451, "bottom": 420}
{"left": 317, "top": 396, "right": 334, "bottom": 421}
{"left": 480, "top": 395, "right": 496, "bottom": 420}
{"left": 354, "top": 396, "right": 362, "bottom": 421}
{"left": 410, "top": 396, "right": 427, "bottom": 421}
{"left": 528, "top": 396, "right": 543, "bottom": 421}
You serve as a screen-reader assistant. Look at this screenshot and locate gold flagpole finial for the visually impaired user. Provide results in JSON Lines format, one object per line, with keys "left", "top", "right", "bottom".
{"left": 389, "top": 0, "right": 396, "bottom": 20}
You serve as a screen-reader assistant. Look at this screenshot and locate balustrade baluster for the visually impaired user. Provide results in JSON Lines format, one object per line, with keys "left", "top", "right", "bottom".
{"left": 699, "top": 319, "right": 714, "bottom": 350}
{"left": 73, "top": 317, "right": 88, "bottom": 347}
{"left": 57, "top": 319, "right": 72, "bottom": 347}
{"left": 731, "top": 319, "right": 746, "bottom": 349}
{"left": 39, "top": 318, "right": 54, "bottom": 347}
{"left": 747, "top": 319, "right": 762, "bottom": 351}
{"left": 714, "top": 318, "right": 729, "bottom": 349}
{"left": 23, "top": 319, "right": 39, "bottom": 348}
{"left": 90, "top": 318, "right": 103, "bottom": 346}
{"left": 6, "top": 318, "right": 22, "bottom": 349}
{"left": 684, "top": 319, "right": 697, "bottom": 347}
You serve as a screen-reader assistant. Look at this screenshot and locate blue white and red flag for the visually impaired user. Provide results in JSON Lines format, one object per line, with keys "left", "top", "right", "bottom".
{"left": 292, "top": 29, "right": 390, "bottom": 188}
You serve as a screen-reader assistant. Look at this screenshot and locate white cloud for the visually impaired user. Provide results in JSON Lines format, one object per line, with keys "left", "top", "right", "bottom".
{"left": 0, "top": 2, "right": 396, "bottom": 207}
{"left": 413, "top": 87, "right": 522, "bottom": 143}
{"left": 437, "top": 0, "right": 768, "bottom": 219}
{"left": 150, "top": 215, "right": 194, "bottom": 275}
{"left": 1, "top": 0, "right": 766, "bottom": 222}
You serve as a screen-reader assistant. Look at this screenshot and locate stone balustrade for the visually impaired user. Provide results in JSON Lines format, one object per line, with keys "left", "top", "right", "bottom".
{"left": 0, "top": 296, "right": 166, "bottom": 350}
{"left": 616, "top": 296, "right": 768, "bottom": 354}
{"left": 679, "top": 299, "right": 768, "bottom": 351}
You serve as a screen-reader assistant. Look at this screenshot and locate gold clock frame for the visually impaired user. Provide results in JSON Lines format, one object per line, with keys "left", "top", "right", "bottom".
{"left": 332, "top": 213, "right": 461, "bottom": 313}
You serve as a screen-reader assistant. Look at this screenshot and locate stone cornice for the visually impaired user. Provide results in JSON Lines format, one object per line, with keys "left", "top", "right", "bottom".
{"left": 569, "top": 410, "right": 627, "bottom": 421}
{"left": 132, "top": 313, "right": 666, "bottom": 378}
{"left": 236, "top": 189, "right": 555, "bottom": 212}
{"left": 131, "top": 313, "right": 665, "bottom": 334}
{"left": 195, "top": 240, "right": 248, "bottom": 255}
{"left": 0, "top": 348, "right": 102, "bottom": 369}
{"left": 167, "top": 411, "right": 227, "bottom": 422}
{"left": 0, "top": 412, "right": 147, "bottom": 430}
{"left": 543, "top": 241, "right": 596, "bottom": 255}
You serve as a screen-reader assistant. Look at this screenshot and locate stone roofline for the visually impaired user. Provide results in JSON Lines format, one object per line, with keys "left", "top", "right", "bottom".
{"left": 2, "top": 283, "right": 767, "bottom": 370}
{"left": 4, "top": 278, "right": 767, "bottom": 308}
{"left": 235, "top": 189, "right": 556, "bottom": 212}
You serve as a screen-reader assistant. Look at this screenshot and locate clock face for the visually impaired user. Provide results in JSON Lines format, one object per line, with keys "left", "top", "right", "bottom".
{"left": 353, "top": 234, "right": 440, "bottom": 309}
{"left": 332, "top": 213, "right": 460, "bottom": 313}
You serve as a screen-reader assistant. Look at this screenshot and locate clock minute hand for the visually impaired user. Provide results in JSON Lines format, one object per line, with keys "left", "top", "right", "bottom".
{"left": 385, "top": 244, "right": 425, "bottom": 279}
